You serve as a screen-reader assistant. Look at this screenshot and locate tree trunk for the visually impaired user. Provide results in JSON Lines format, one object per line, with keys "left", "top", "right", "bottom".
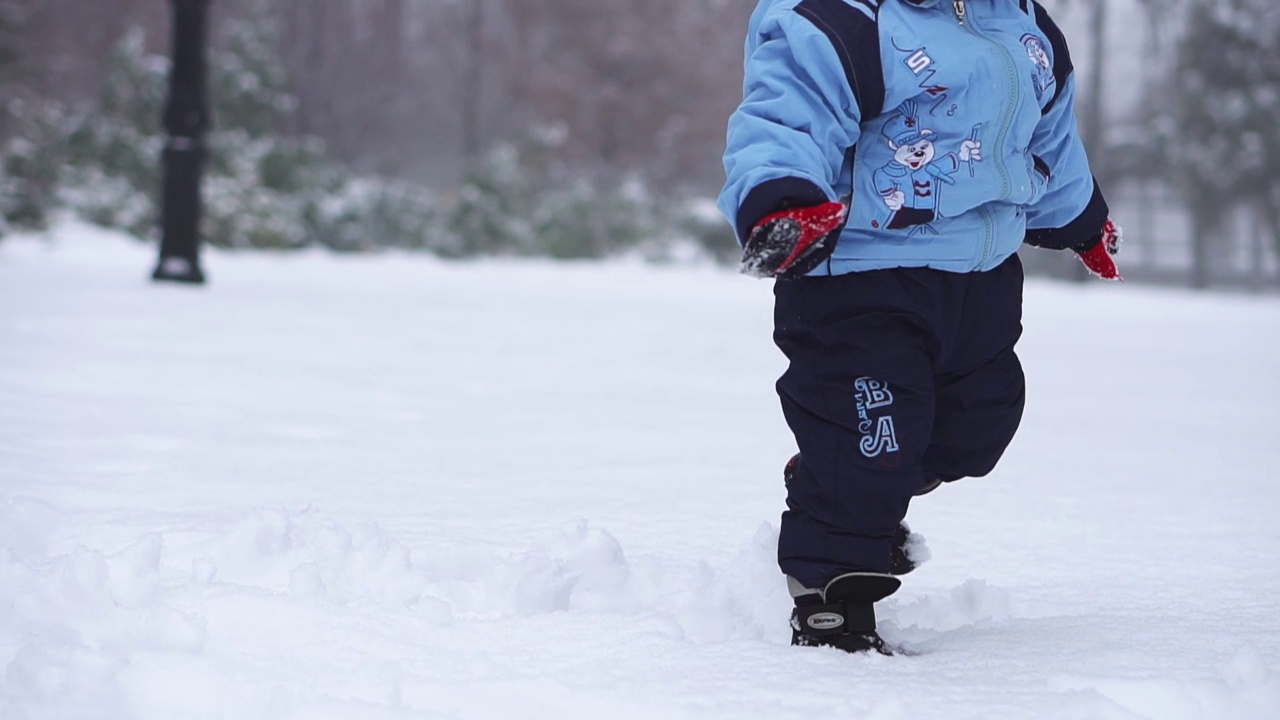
{"left": 1262, "top": 193, "right": 1280, "bottom": 287}
{"left": 461, "top": 0, "right": 485, "bottom": 174}
{"left": 1081, "top": 0, "right": 1108, "bottom": 177}
{"left": 1190, "top": 210, "right": 1215, "bottom": 290}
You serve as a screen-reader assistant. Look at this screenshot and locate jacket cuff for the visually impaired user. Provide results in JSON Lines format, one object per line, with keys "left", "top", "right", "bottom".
{"left": 735, "top": 176, "right": 829, "bottom": 246}
{"left": 1024, "top": 177, "right": 1110, "bottom": 252}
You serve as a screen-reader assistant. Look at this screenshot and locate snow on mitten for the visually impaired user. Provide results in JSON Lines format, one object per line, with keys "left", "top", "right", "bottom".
{"left": 1077, "top": 218, "right": 1123, "bottom": 281}
{"left": 740, "top": 201, "right": 847, "bottom": 279}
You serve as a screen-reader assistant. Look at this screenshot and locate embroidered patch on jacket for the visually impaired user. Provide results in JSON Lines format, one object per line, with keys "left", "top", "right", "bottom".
{"left": 870, "top": 101, "right": 983, "bottom": 235}
{"left": 1021, "top": 34, "right": 1056, "bottom": 102}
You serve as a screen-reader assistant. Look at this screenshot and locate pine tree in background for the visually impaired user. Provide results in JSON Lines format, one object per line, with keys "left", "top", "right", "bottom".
{"left": 41, "top": 12, "right": 445, "bottom": 251}
{"left": 447, "top": 126, "right": 674, "bottom": 261}
{"left": 0, "top": 1, "right": 17, "bottom": 91}
{"left": 0, "top": 1, "right": 19, "bottom": 234}
{"left": 59, "top": 29, "right": 168, "bottom": 236}
{"left": 204, "top": 9, "right": 446, "bottom": 251}
{"left": 0, "top": 1, "right": 730, "bottom": 260}
{"left": 0, "top": 1, "right": 62, "bottom": 236}
{"left": 202, "top": 11, "right": 338, "bottom": 249}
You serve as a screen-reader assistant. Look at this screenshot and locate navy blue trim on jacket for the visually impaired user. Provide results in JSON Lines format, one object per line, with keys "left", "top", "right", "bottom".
{"left": 736, "top": 176, "right": 830, "bottom": 246}
{"left": 1031, "top": 0, "right": 1074, "bottom": 115}
{"left": 794, "top": 0, "right": 886, "bottom": 121}
{"left": 1024, "top": 177, "right": 1109, "bottom": 252}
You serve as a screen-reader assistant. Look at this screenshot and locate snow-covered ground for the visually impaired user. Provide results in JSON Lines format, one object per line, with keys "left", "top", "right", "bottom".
{"left": 2, "top": 222, "right": 1279, "bottom": 720}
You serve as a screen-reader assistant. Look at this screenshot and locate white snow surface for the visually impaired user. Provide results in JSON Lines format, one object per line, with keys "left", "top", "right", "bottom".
{"left": 2, "top": 222, "right": 1280, "bottom": 720}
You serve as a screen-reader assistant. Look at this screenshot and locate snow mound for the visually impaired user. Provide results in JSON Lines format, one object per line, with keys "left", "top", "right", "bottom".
{"left": 3, "top": 226, "right": 1279, "bottom": 719}
{"left": 1051, "top": 647, "right": 1280, "bottom": 720}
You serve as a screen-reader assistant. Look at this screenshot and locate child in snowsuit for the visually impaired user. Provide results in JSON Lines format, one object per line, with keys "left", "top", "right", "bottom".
{"left": 719, "top": 0, "right": 1121, "bottom": 654}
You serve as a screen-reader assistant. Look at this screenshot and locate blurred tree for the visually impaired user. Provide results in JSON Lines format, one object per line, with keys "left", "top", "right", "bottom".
{"left": 1078, "top": 0, "right": 1108, "bottom": 184}
{"left": 0, "top": 0, "right": 19, "bottom": 234}
{"left": 20, "top": 0, "right": 164, "bottom": 103}
{"left": 0, "top": 0, "right": 60, "bottom": 235}
{"left": 0, "top": 2, "right": 18, "bottom": 78}
{"left": 501, "top": 0, "right": 744, "bottom": 188}
{"left": 1152, "top": 0, "right": 1280, "bottom": 287}
{"left": 4, "top": 0, "right": 753, "bottom": 192}
{"left": 0, "top": 0, "right": 22, "bottom": 138}
{"left": 211, "top": 6, "right": 293, "bottom": 138}
{"left": 461, "top": 0, "right": 486, "bottom": 172}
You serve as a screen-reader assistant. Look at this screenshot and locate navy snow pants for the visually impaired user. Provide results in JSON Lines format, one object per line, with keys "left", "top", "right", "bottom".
{"left": 774, "top": 254, "right": 1026, "bottom": 589}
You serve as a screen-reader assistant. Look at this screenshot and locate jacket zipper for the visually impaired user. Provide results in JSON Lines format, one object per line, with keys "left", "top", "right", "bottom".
{"left": 960, "top": 4, "right": 1020, "bottom": 267}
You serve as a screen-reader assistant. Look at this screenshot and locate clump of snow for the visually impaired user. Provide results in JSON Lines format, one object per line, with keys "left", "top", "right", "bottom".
{"left": 902, "top": 522, "right": 932, "bottom": 571}
{"left": 0, "top": 521, "right": 207, "bottom": 719}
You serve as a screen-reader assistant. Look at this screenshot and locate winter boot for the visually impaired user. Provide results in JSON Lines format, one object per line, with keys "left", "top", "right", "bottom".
{"left": 789, "top": 573, "right": 902, "bottom": 655}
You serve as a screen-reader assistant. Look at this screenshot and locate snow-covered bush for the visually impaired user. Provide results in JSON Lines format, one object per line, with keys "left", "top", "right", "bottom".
{"left": 535, "top": 177, "right": 658, "bottom": 260}
{"left": 671, "top": 197, "right": 739, "bottom": 264}
{"left": 296, "top": 176, "right": 444, "bottom": 253}
{"left": 449, "top": 128, "right": 684, "bottom": 260}
{"left": 48, "top": 30, "right": 166, "bottom": 237}
{"left": 2, "top": 15, "right": 732, "bottom": 261}
{"left": 0, "top": 1, "right": 55, "bottom": 236}
{"left": 1, "top": 101, "right": 65, "bottom": 234}
{"left": 201, "top": 131, "right": 332, "bottom": 249}
{"left": 56, "top": 18, "right": 452, "bottom": 253}
{"left": 447, "top": 143, "right": 537, "bottom": 257}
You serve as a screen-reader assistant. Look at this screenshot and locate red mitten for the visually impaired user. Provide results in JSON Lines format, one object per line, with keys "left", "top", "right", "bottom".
{"left": 1077, "top": 218, "right": 1123, "bottom": 281}
{"left": 740, "top": 202, "right": 847, "bottom": 279}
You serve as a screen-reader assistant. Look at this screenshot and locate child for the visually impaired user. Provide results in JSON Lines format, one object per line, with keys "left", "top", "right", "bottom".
{"left": 718, "top": 0, "right": 1121, "bottom": 654}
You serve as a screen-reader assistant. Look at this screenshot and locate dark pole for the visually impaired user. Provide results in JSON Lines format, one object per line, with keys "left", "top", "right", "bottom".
{"left": 153, "top": 0, "right": 211, "bottom": 284}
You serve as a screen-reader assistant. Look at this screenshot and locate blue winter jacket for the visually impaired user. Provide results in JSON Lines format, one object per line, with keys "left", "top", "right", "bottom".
{"left": 719, "top": 0, "right": 1109, "bottom": 275}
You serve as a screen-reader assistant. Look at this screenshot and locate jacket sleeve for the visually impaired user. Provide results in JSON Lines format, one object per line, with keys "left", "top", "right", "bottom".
{"left": 717, "top": 1, "right": 867, "bottom": 247}
{"left": 1023, "top": 2, "right": 1110, "bottom": 253}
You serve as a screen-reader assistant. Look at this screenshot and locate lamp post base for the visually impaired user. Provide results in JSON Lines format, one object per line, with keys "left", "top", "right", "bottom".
{"left": 152, "top": 255, "right": 206, "bottom": 284}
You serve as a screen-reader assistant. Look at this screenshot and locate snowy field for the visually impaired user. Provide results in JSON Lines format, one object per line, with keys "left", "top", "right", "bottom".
{"left": 2, "top": 222, "right": 1280, "bottom": 720}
